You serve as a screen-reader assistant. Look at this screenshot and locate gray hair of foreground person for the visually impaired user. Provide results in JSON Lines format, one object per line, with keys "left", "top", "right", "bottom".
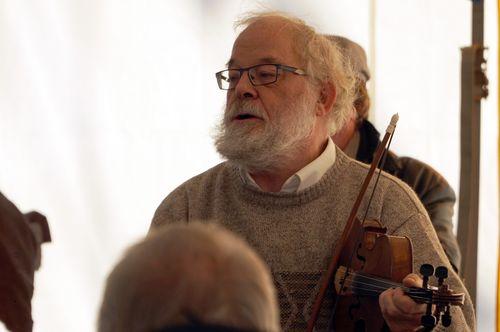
{"left": 98, "top": 222, "right": 280, "bottom": 332}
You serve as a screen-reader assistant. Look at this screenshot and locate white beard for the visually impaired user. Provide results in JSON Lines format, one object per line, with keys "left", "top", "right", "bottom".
{"left": 213, "top": 92, "right": 317, "bottom": 172}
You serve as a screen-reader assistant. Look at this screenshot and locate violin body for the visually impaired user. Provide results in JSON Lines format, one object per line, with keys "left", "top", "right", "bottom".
{"left": 333, "top": 218, "right": 412, "bottom": 331}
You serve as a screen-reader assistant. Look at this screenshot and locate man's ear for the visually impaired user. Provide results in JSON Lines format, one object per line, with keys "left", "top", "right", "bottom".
{"left": 316, "top": 81, "right": 337, "bottom": 117}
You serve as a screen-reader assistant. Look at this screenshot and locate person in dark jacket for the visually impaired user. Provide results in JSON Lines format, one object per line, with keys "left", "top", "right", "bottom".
{"left": 328, "top": 35, "right": 461, "bottom": 272}
{"left": 0, "top": 191, "right": 51, "bottom": 332}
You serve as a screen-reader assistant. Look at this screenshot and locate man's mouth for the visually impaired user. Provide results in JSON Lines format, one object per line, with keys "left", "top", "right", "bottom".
{"left": 233, "top": 113, "right": 262, "bottom": 121}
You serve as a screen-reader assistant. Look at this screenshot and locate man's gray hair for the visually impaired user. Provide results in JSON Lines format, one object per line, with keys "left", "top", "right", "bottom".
{"left": 325, "top": 35, "right": 370, "bottom": 83}
{"left": 98, "top": 222, "right": 280, "bottom": 332}
{"left": 235, "top": 11, "right": 356, "bottom": 135}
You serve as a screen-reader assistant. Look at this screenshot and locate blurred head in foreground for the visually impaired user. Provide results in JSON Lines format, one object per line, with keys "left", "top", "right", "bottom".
{"left": 98, "top": 222, "right": 280, "bottom": 332}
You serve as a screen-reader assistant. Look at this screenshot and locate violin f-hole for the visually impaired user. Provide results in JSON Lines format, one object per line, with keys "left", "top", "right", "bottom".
{"left": 356, "top": 243, "right": 366, "bottom": 268}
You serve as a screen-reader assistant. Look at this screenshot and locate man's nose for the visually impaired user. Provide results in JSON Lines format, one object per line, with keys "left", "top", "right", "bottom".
{"left": 235, "top": 72, "right": 258, "bottom": 100}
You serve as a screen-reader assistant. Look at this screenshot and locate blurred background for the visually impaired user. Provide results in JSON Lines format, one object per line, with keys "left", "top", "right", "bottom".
{"left": 0, "top": 0, "right": 497, "bottom": 331}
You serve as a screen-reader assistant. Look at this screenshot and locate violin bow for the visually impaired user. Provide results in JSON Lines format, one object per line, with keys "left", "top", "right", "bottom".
{"left": 306, "top": 114, "right": 399, "bottom": 332}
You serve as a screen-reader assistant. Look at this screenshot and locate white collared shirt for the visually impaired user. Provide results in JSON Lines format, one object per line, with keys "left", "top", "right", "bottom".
{"left": 241, "top": 137, "right": 336, "bottom": 193}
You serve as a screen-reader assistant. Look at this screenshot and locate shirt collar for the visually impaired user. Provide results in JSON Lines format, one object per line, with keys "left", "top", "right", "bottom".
{"left": 240, "top": 137, "right": 336, "bottom": 193}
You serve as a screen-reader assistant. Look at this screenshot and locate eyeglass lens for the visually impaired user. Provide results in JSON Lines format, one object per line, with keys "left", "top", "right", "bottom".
{"left": 219, "top": 65, "right": 278, "bottom": 89}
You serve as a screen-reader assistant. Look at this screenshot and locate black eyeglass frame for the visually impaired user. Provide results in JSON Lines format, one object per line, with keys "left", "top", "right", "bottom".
{"left": 215, "top": 63, "right": 307, "bottom": 90}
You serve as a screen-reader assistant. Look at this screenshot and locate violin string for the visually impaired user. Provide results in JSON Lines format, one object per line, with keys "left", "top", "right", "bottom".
{"left": 342, "top": 272, "right": 437, "bottom": 299}
{"left": 338, "top": 269, "right": 425, "bottom": 296}
{"left": 339, "top": 273, "right": 461, "bottom": 303}
{"left": 346, "top": 270, "right": 407, "bottom": 289}
{"left": 348, "top": 272, "right": 462, "bottom": 301}
{"left": 340, "top": 273, "right": 409, "bottom": 292}
{"left": 345, "top": 285, "right": 457, "bottom": 303}
{"left": 346, "top": 279, "right": 425, "bottom": 298}
{"left": 346, "top": 286, "right": 432, "bottom": 302}
{"left": 339, "top": 276, "right": 432, "bottom": 302}
{"left": 344, "top": 273, "right": 408, "bottom": 290}
{"left": 353, "top": 276, "right": 432, "bottom": 300}
{"left": 337, "top": 267, "right": 405, "bottom": 289}
{"left": 342, "top": 283, "right": 430, "bottom": 301}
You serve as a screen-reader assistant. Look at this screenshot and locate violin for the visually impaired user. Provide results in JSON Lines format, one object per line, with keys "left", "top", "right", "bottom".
{"left": 307, "top": 115, "right": 465, "bottom": 331}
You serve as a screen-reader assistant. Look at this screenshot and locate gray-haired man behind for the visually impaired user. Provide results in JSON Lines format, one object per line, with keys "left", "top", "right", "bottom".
{"left": 329, "top": 35, "right": 461, "bottom": 273}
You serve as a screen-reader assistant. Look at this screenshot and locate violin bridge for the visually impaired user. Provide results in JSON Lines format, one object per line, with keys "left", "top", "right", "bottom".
{"left": 334, "top": 265, "right": 355, "bottom": 295}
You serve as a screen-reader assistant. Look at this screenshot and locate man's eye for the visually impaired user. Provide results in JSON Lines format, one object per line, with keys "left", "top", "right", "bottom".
{"left": 227, "top": 73, "right": 240, "bottom": 82}
{"left": 257, "top": 71, "right": 275, "bottom": 78}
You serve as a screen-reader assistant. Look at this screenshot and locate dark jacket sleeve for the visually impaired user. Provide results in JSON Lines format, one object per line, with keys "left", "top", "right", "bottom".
{"left": 396, "top": 157, "right": 461, "bottom": 272}
{"left": 0, "top": 192, "right": 37, "bottom": 332}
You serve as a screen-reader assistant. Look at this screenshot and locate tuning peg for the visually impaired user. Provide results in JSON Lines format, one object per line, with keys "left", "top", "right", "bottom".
{"left": 441, "top": 306, "right": 452, "bottom": 327}
{"left": 435, "top": 266, "right": 448, "bottom": 285}
{"left": 420, "top": 264, "right": 435, "bottom": 276}
{"left": 420, "top": 264, "right": 434, "bottom": 289}
{"left": 421, "top": 313, "right": 437, "bottom": 330}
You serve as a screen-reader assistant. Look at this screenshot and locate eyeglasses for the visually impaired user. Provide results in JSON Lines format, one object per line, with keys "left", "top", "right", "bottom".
{"left": 215, "top": 63, "right": 307, "bottom": 90}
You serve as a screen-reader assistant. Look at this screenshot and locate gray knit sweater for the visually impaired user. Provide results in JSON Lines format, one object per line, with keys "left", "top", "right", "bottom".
{"left": 150, "top": 148, "right": 474, "bottom": 331}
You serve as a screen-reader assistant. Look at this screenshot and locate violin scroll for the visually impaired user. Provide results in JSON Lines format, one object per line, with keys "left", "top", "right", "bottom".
{"left": 416, "top": 264, "right": 465, "bottom": 331}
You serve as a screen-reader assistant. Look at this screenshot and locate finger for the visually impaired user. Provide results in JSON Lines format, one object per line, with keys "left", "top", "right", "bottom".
{"left": 392, "top": 287, "right": 426, "bottom": 315}
{"left": 379, "top": 288, "right": 400, "bottom": 317}
{"left": 379, "top": 288, "right": 422, "bottom": 331}
{"left": 402, "top": 273, "right": 423, "bottom": 288}
{"left": 379, "top": 288, "right": 406, "bottom": 319}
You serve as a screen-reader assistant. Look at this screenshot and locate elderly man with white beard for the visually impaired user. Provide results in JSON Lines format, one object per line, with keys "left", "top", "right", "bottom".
{"left": 150, "top": 12, "right": 474, "bottom": 332}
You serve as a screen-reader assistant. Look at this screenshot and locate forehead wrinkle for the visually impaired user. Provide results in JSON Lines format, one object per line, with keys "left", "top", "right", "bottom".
{"left": 226, "top": 57, "right": 283, "bottom": 69}
{"left": 228, "top": 23, "right": 299, "bottom": 69}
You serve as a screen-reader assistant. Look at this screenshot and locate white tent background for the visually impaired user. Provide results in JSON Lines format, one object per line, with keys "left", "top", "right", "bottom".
{"left": 0, "top": 0, "right": 497, "bottom": 331}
